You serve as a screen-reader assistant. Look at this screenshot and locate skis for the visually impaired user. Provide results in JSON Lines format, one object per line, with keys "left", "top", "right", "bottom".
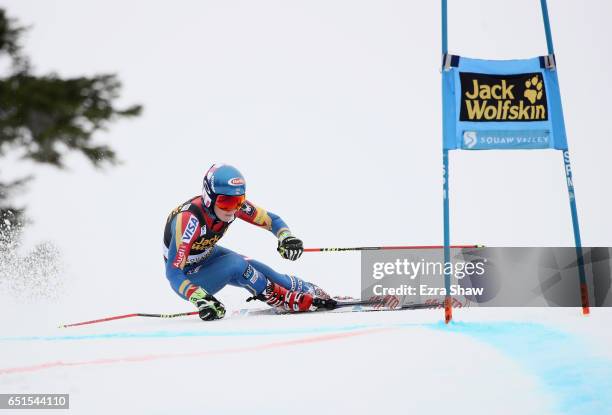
{"left": 231, "top": 298, "right": 439, "bottom": 318}
{"left": 329, "top": 298, "right": 436, "bottom": 311}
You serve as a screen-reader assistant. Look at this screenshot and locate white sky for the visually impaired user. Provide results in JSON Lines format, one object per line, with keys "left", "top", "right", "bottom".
{"left": 1, "top": 0, "right": 611, "bottom": 312}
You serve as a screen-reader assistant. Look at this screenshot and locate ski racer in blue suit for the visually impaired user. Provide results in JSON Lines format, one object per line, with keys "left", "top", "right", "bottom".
{"left": 163, "top": 164, "right": 335, "bottom": 321}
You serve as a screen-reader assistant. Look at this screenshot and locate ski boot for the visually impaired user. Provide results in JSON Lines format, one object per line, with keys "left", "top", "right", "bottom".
{"left": 254, "top": 281, "right": 337, "bottom": 312}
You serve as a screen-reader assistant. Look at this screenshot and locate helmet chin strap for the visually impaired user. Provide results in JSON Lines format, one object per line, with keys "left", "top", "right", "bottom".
{"left": 201, "top": 195, "right": 218, "bottom": 220}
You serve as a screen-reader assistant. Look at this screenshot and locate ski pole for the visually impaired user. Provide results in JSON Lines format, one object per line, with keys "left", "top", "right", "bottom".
{"left": 59, "top": 311, "right": 198, "bottom": 328}
{"left": 304, "top": 244, "right": 482, "bottom": 253}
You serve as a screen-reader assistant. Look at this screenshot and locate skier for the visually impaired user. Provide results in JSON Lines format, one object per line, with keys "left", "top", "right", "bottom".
{"left": 163, "top": 163, "right": 335, "bottom": 321}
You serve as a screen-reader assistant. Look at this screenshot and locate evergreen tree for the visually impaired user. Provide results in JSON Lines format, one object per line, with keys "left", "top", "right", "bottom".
{"left": 0, "top": 8, "right": 142, "bottom": 230}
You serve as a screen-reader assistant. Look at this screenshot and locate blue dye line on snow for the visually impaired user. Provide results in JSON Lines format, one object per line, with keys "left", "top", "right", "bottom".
{"left": 423, "top": 321, "right": 612, "bottom": 415}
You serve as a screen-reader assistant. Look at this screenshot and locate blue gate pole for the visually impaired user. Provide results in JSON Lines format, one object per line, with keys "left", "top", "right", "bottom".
{"left": 539, "top": 0, "right": 555, "bottom": 55}
{"left": 442, "top": 0, "right": 448, "bottom": 55}
{"left": 562, "top": 151, "right": 590, "bottom": 314}
{"left": 441, "top": 0, "right": 453, "bottom": 323}
{"left": 541, "top": 0, "right": 590, "bottom": 314}
{"left": 443, "top": 150, "right": 452, "bottom": 322}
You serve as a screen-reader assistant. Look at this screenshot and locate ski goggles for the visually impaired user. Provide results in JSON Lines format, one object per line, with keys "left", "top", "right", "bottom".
{"left": 215, "top": 194, "right": 246, "bottom": 211}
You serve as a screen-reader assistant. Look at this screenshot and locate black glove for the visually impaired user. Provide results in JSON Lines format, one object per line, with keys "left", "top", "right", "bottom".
{"left": 189, "top": 287, "right": 226, "bottom": 321}
{"left": 277, "top": 234, "right": 304, "bottom": 261}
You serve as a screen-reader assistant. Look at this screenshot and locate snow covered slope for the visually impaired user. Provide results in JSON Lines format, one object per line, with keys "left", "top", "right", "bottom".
{"left": 2, "top": 306, "right": 611, "bottom": 414}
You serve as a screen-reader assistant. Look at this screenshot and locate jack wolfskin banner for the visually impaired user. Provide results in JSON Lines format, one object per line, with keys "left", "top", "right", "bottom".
{"left": 442, "top": 55, "right": 568, "bottom": 151}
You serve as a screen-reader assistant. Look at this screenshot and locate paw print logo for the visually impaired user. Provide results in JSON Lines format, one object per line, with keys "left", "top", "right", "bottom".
{"left": 524, "top": 75, "right": 544, "bottom": 104}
